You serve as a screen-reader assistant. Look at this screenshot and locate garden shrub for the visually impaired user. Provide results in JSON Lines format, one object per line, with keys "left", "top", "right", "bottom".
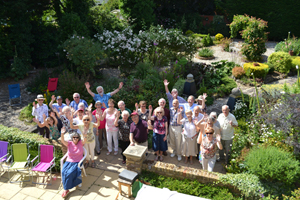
{"left": 243, "top": 62, "right": 269, "bottom": 78}
{"left": 202, "top": 34, "right": 213, "bottom": 47}
{"left": 140, "top": 171, "right": 240, "bottom": 200}
{"left": 268, "top": 52, "right": 293, "bottom": 74}
{"left": 274, "top": 33, "right": 300, "bottom": 56}
{"left": 19, "top": 103, "right": 34, "bottom": 123}
{"left": 0, "top": 125, "right": 63, "bottom": 172}
{"left": 283, "top": 188, "right": 300, "bottom": 200}
{"left": 198, "top": 48, "right": 214, "bottom": 57}
{"left": 215, "top": 33, "right": 224, "bottom": 41}
{"left": 26, "top": 69, "right": 49, "bottom": 94}
{"left": 232, "top": 66, "right": 245, "bottom": 79}
{"left": 57, "top": 70, "right": 91, "bottom": 104}
{"left": 292, "top": 56, "right": 300, "bottom": 70}
{"left": 219, "top": 76, "right": 237, "bottom": 94}
{"left": 185, "top": 30, "right": 194, "bottom": 35}
{"left": 218, "top": 173, "right": 265, "bottom": 198}
{"left": 230, "top": 15, "right": 268, "bottom": 61}
{"left": 61, "top": 34, "right": 104, "bottom": 76}
{"left": 245, "top": 146, "right": 300, "bottom": 185}
{"left": 172, "top": 78, "right": 186, "bottom": 96}
{"left": 191, "top": 33, "right": 208, "bottom": 38}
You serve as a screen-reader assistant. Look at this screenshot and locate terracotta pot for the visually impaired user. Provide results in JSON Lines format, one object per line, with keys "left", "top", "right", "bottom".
{"left": 289, "top": 50, "right": 294, "bottom": 56}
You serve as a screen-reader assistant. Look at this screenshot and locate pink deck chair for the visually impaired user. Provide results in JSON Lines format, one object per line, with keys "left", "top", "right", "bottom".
{"left": 0, "top": 141, "right": 10, "bottom": 179}
{"left": 47, "top": 78, "right": 58, "bottom": 92}
{"left": 31, "top": 144, "right": 55, "bottom": 185}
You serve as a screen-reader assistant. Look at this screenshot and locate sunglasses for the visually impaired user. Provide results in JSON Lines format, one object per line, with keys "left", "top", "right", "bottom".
{"left": 73, "top": 137, "right": 79, "bottom": 139}
{"left": 38, "top": 100, "right": 44, "bottom": 101}
{"left": 206, "top": 132, "right": 214, "bottom": 135}
{"left": 83, "top": 119, "right": 90, "bottom": 121}
{"left": 157, "top": 112, "right": 162, "bottom": 114}
{"left": 74, "top": 97, "right": 79, "bottom": 98}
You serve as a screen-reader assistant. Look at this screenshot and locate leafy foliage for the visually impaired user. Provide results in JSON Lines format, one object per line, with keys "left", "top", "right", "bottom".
{"left": 215, "top": 33, "right": 224, "bottom": 41}
{"left": 220, "top": 37, "right": 232, "bottom": 52}
{"left": 26, "top": 70, "right": 49, "bottom": 94}
{"left": 61, "top": 34, "right": 104, "bottom": 75}
{"left": 198, "top": 48, "right": 214, "bottom": 57}
{"left": 232, "top": 66, "right": 245, "bottom": 79}
{"left": 173, "top": 78, "right": 186, "bottom": 96}
{"left": 268, "top": 52, "right": 293, "bottom": 74}
{"left": 140, "top": 171, "right": 240, "bottom": 200}
{"left": 243, "top": 62, "right": 270, "bottom": 78}
{"left": 275, "top": 34, "right": 300, "bottom": 56}
{"left": 230, "top": 15, "right": 268, "bottom": 61}
{"left": 202, "top": 34, "right": 214, "bottom": 47}
{"left": 245, "top": 146, "right": 300, "bottom": 185}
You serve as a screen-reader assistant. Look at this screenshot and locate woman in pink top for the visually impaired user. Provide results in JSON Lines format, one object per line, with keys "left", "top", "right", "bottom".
{"left": 60, "top": 131, "right": 87, "bottom": 198}
{"left": 92, "top": 101, "right": 107, "bottom": 154}
{"left": 99, "top": 99, "right": 119, "bottom": 155}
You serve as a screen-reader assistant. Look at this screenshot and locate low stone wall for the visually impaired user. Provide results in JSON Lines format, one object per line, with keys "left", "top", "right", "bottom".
{"left": 142, "top": 161, "right": 219, "bottom": 184}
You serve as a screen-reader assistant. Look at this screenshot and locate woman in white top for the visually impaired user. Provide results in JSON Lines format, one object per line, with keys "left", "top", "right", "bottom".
{"left": 70, "top": 110, "right": 100, "bottom": 168}
{"left": 177, "top": 109, "right": 203, "bottom": 164}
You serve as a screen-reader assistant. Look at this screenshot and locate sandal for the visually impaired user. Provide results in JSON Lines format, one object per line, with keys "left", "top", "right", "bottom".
{"left": 122, "top": 160, "right": 126, "bottom": 164}
{"left": 114, "top": 151, "right": 118, "bottom": 155}
{"left": 62, "top": 190, "right": 70, "bottom": 198}
{"left": 106, "top": 151, "right": 111, "bottom": 156}
{"left": 91, "top": 162, "right": 95, "bottom": 168}
{"left": 155, "top": 156, "right": 159, "bottom": 161}
{"left": 160, "top": 156, "right": 163, "bottom": 162}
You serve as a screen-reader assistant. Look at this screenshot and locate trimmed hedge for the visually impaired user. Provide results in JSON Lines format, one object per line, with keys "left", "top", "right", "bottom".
{"left": 0, "top": 125, "right": 63, "bottom": 172}
{"left": 243, "top": 62, "right": 269, "bottom": 78}
{"left": 224, "top": 0, "right": 300, "bottom": 40}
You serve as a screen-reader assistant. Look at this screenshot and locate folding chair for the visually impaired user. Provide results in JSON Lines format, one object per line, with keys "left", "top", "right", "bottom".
{"left": 8, "top": 84, "right": 21, "bottom": 106}
{"left": 31, "top": 144, "right": 55, "bottom": 185}
{"left": 7, "top": 143, "right": 31, "bottom": 183}
{"left": 47, "top": 78, "right": 58, "bottom": 92}
{"left": 0, "top": 141, "right": 10, "bottom": 178}
{"left": 60, "top": 147, "right": 87, "bottom": 182}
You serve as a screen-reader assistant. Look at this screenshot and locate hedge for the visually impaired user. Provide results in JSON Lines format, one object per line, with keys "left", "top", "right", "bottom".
{"left": 224, "top": 0, "right": 300, "bottom": 40}
{"left": 243, "top": 62, "right": 269, "bottom": 78}
{"left": 0, "top": 125, "right": 63, "bottom": 172}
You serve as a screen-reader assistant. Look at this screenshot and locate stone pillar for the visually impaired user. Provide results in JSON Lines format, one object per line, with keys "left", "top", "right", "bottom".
{"left": 123, "top": 145, "right": 147, "bottom": 174}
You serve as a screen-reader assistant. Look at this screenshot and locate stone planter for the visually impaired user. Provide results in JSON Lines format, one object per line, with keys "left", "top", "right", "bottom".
{"left": 195, "top": 54, "right": 215, "bottom": 60}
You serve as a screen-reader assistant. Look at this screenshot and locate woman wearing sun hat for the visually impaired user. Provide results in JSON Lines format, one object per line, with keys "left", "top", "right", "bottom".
{"left": 32, "top": 94, "right": 50, "bottom": 138}
{"left": 196, "top": 93, "right": 207, "bottom": 114}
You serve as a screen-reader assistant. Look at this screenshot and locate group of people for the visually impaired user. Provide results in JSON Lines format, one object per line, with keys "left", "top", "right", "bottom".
{"left": 31, "top": 79, "right": 238, "bottom": 198}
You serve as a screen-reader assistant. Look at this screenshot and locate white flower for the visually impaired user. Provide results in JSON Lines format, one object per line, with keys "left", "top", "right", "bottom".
{"left": 296, "top": 65, "right": 299, "bottom": 69}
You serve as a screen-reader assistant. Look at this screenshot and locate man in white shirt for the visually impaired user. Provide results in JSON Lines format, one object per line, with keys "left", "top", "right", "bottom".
{"left": 32, "top": 94, "right": 49, "bottom": 138}
{"left": 217, "top": 105, "right": 238, "bottom": 164}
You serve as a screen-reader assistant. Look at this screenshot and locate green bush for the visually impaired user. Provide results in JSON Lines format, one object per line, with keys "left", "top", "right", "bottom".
{"left": 140, "top": 171, "right": 240, "bottom": 200}
{"left": 202, "top": 34, "right": 213, "bottom": 47}
{"left": 61, "top": 35, "right": 104, "bottom": 75}
{"left": 292, "top": 56, "right": 300, "bottom": 70}
{"left": 26, "top": 70, "right": 49, "bottom": 94}
{"left": 191, "top": 33, "right": 208, "bottom": 38}
{"left": 275, "top": 34, "right": 300, "bottom": 56}
{"left": 219, "top": 76, "right": 237, "bottom": 94}
{"left": 218, "top": 173, "right": 265, "bottom": 198}
{"left": 268, "top": 52, "right": 293, "bottom": 74}
{"left": 245, "top": 146, "right": 300, "bottom": 185}
{"left": 198, "top": 48, "right": 214, "bottom": 57}
{"left": 185, "top": 30, "right": 194, "bottom": 35}
{"left": 57, "top": 70, "right": 92, "bottom": 104}
{"left": 19, "top": 103, "right": 34, "bottom": 123}
{"left": 230, "top": 15, "right": 268, "bottom": 61}
{"left": 0, "top": 125, "right": 63, "bottom": 172}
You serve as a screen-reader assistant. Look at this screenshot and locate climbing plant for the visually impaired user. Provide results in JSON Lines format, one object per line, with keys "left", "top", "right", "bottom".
{"left": 229, "top": 15, "right": 268, "bottom": 61}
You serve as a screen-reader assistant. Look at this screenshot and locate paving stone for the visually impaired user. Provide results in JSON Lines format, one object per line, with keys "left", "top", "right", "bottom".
{"left": 93, "top": 187, "right": 120, "bottom": 200}
{"left": 10, "top": 193, "right": 28, "bottom": 200}
{"left": 95, "top": 171, "right": 119, "bottom": 188}
{"left": 19, "top": 186, "right": 46, "bottom": 198}
{"left": 0, "top": 183, "right": 23, "bottom": 199}
{"left": 79, "top": 175, "right": 99, "bottom": 192}
{"left": 39, "top": 191, "right": 57, "bottom": 200}
{"left": 85, "top": 167, "right": 104, "bottom": 177}
{"left": 80, "top": 185, "right": 101, "bottom": 200}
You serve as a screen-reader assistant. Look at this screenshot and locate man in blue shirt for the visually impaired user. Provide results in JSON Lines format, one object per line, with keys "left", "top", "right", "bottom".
{"left": 163, "top": 79, "right": 187, "bottom": 108}
{"left": 85, "top": 82, "right": 123, "bottom": 108}
{"left": 49, "top": 95, "right": 67, "bottom": 112}
{"left": 179, "top": 95, "right": 198, "bottom": 118}
{"left": 70, "top": 93, "right": 88, "bottom": 111}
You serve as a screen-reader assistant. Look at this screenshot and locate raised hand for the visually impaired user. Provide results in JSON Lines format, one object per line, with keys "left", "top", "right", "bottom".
{"left": 163, "top": 79, "right": 169, "bottom": 86}
{"left": 88, "top": 103, "right": 93, "bottom": 111}
{"left": 203, "top": 93, "right": 207, "bottom": 99}
{"left": 50, "top": 112, "right": 55, "bottom": 118}
{"left": 135, "top": 103, "right": 139, "bottom": 110}
{"left": 148, "top": 105, "right": 152, "bottom": 111}
{"left": 118, "top": 82, "right": 124, "bottom": 89}
{"left": 33, "top": 102, "right": 37, "bottom": 108}
{"left": 85, "top": 82, "right": 90, "bottom": 89}
{"left": 179, "top": 106, "right": 184, "bottom": 112}
{"left": 115, "top": 110, "right": 121, "bottom": 118}
{"left": 51, "top": 95, "right": 56, "bottom": 101}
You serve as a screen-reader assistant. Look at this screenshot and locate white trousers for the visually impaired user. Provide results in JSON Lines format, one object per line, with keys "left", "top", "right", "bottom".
{"left": 106, "top": 130, "right": 119, "bottom": 152}
{"left": 169, "top": 125, "right": 182, "bottom": 155}
{"left": 202, "top": 155, "right": 216, "bottom": 172}
{"left": 84, "top": 141, "right": 96, "bottom": 161}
